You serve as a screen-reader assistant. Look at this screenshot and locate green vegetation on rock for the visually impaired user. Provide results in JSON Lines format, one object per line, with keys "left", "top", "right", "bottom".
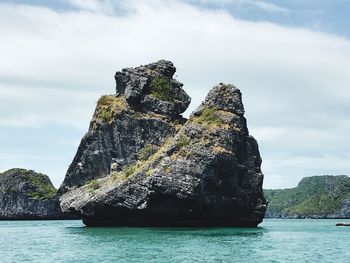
{"left": 123, "top": 164, "right": 138, "bottom": 177}
{"left": 88, "top": 179, "right": 100, "bottom": 190}
{"left": 264, "top": 175, "right": 350, "bottom": 218}
{"left": 94, "top": 95, "right": 127, "bottom": 124}
{"left": 149, "top": 76, "right": 175, "bottom": 102}
{"left": 191, "top": 107, "right": 224, "bottom": 127}
{"left": 285, "top": 192, "right": 339, "bottom": 216}
{"left": 138, "top": 144, "right": 157, "bottom": 161}
{"left": 18, "top": 169, "right": 57, "bottom": 200}
{"left": 175, "top": 134, "right": 190, "bottom": 149}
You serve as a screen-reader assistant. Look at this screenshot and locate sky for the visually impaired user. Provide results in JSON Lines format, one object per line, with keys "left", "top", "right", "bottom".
{"left": 0, "top": 0, "right": 350, "bottom": 189}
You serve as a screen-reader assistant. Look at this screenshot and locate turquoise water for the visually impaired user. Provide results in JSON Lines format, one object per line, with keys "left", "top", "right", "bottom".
{"left": 0, "top": 219, "right": 349, "bottom": 262}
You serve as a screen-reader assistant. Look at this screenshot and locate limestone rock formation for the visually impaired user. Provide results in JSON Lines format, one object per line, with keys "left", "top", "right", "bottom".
{"left": 0, "top": 168, "right": 64, "bottom": 219}
{"left": 59, "top": 60, "right": 266, "bottom": 227}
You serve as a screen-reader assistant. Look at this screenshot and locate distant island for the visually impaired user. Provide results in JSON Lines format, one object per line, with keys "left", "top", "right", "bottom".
{"left": 264, "top": 175, "right": 350, "bottom": 218}
{"left": 0, "top": 168, "right": 65, "bottom": 219}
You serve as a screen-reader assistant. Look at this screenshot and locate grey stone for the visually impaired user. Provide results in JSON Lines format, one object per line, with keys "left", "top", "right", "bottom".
{"left": 115, "top": 60, "right": 191, "bottom": 117}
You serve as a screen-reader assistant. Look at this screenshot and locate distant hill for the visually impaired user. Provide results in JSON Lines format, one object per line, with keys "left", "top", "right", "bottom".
{"left": 264, "top": 175, "right": 350, "bottom": 218}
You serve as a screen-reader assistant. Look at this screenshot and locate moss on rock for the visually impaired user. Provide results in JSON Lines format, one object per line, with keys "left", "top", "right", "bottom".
{"left": 138, "top": 144, "right": 157, "bottom": 161}
{"left": 94, "top": 95, "right": 128, "bottom": 125}
{"left": 123, "top": 164, "right": 139, "bottom": 177}
{"left": 191, "top": 107, "right": 224, "bottom": 127}
{"left": 149, "top": 76, "right": 175, "bottom": 102}
{"left": 88, "top": 179, "right": 100, "bottom": 191}
{"left": 175, "top": 134, "right": 190, "bottom": 149}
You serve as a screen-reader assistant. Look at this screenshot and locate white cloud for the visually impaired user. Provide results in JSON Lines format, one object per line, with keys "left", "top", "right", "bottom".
{"left": 62, "top": 0, "right": 115, "bottom": 14}
{"left": 0, "top": 84, "right": 99, "bottom": 129}
{"left": 191, "top": 0, "right": 290, "bottom": 14}
{"left": 0, "top": 0, "right": 349, "bottom": 188}
{"left": 246, "top": 0, "right": 289, "bottom": 14}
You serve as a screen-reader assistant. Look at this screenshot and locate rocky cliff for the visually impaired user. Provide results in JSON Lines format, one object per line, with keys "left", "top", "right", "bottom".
{"left": 59, "top": 60, "right": 266, "bottom": 227}
{"left": 264, "top": 175, "right": 350, "bottom": 218}
{"left": 0, "top": 168, "right": 64, "bottom": 219}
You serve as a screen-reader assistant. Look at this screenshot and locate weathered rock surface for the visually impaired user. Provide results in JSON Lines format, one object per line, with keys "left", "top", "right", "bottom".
{"left": 58, "top": 60, "right": 189, "bottom": 194}
{"left": 59, "top": 60, "right": 266, "bottom": 227}
{"left": 0, "top": 168, "right": 65, "bottom": 219}
{"left": 115, "top": 60, "right": 191, "bottom": 117}
{"left": 264, "top": 175, "right": 350, "bottom": 219}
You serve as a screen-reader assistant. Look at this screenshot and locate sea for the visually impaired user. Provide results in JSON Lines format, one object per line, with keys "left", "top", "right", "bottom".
{"left": 0, "top": 219, "right": 349, "bottom": 262}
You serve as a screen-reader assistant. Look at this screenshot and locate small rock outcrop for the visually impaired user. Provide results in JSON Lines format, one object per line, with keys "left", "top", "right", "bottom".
{"left": 115, "top": 60, "right": 191, "bottom": 117}
{"left": 0, "top": 168, "right": 64, "bottom": 219}
{"left": 336, "top": 222, "right": 350, "bottom": 226}
{"left": 59, "top": 60, "right": 266, "bottom": 227}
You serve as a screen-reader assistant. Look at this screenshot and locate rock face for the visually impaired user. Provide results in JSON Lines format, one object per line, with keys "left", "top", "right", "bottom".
{"left": 0, "top": 168, "right": 64, "bottom": 219}
{"left": 58, "top": 60, "right": 190, "bottom": 194}
{"left": 59, "top": 60, "right": 266, "bottom": 227}
{"left": 264, "top": 175, "right": 350, "bottom": 219}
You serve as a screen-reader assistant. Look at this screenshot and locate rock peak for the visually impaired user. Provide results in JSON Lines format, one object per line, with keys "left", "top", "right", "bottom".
{"left": 114, "top": 60, "right": 191, "bottom": 117}
{"left": 197, "top": 83, "right": 245, "bottom": 116}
